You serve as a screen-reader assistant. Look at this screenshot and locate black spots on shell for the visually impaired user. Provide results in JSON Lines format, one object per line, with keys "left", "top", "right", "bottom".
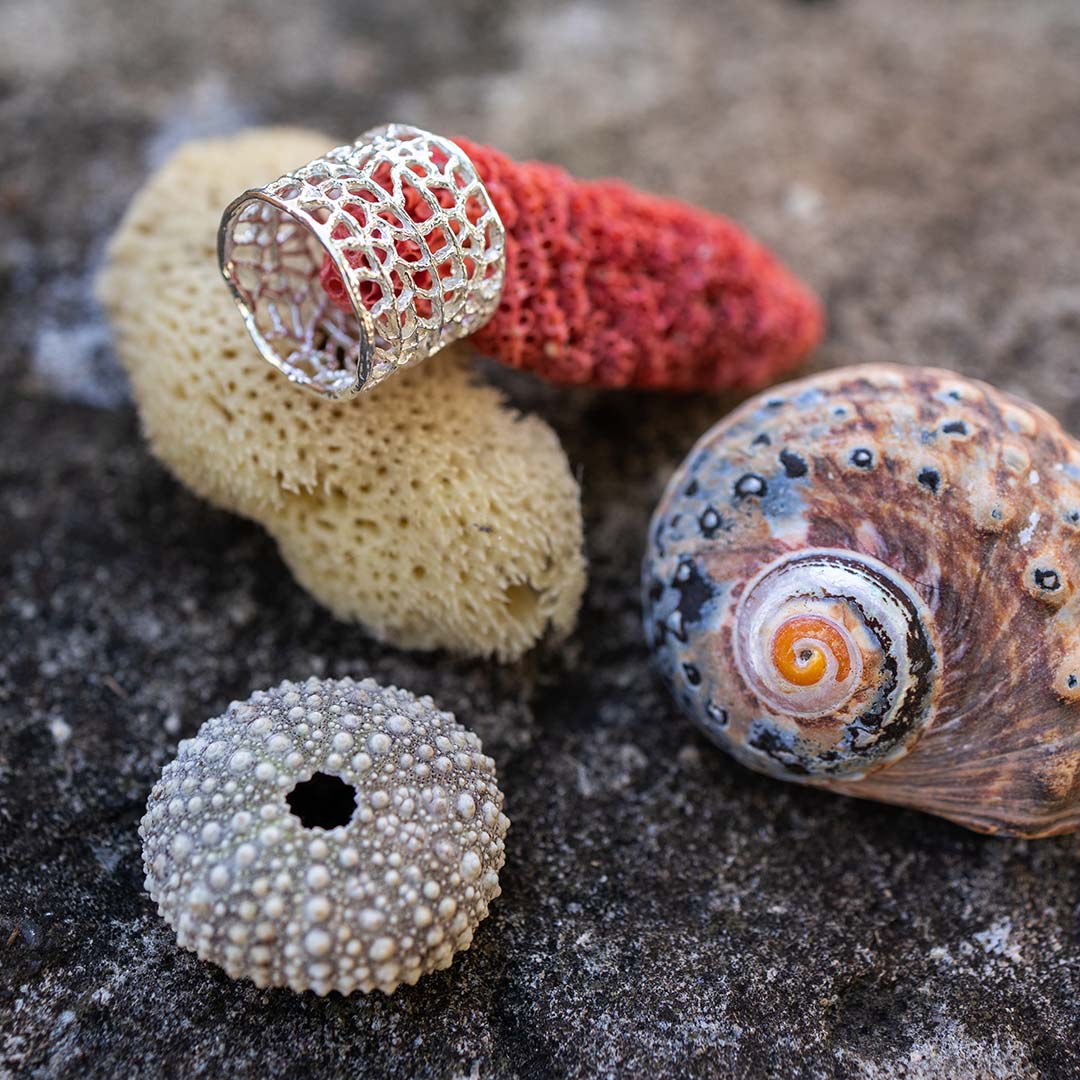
{"left": 1034, "top": 568, "right": 1061, "bottom": 592}
{"left": 646, "top": 550, "right": 719, "bottom": 661}
{"left": 672, "top": 557, "right": 716, "bottom": 627}
{"left": 643, "top": 554, "right": 713, "bottom": 650}
{"left": 682, "top": 662, "right": 702, "bottom": 687}
{"left": 752, "top": 432, "right": 772, "bottom": 447}
{"left": 734, "top": 474, "right": 768, "bottom": 499}
{"left": 1065, "top": 509, "right": 1080, "bottom": 529}
{"left": 765, "top": 397, "right": 785, "bottom": 410}
{"left": 646, "top": 579, "right": 664, "bottom": 616}
{"left": 991, "top": 507, "right": 1004, "bottom": 522}
{"left": 745, "top": 726, "right": 812, "bottom": 777}
{"left": 652, "top": 518, "right": 666, "bottom": 558}
{"left": 1059, "top": 667, "right": 1080, "bottom": 702}
{"left": 646, "top": 589, "right": 690, "bottom": 651}
{"left": 917, "top": 467, "right": 941, "bottom": 494}
{"left": 850, "top": 448, "right": 875, "bottom": 470}
{"left": 705, "top": 701, "right": 729, "bottom": 730}
{"left": 935, "top": 385, "right": 967, "bottom": 407}
{"left": 661, "top": 608, "right": 687, "bottom": 644}
{"left": 1027, "top": 563, "right": 1069, "bottom": 607}
{"left": 779, "top": 449, "right": 809, "bottom": 479}
{"left": 684, "top": 479, "right": 699, "bottom": 497}
{"left": 941, "top": 419, "right": 969, "bottom": 436}
{"left": 699, "top": 506, "right": 727, "bottom": 538}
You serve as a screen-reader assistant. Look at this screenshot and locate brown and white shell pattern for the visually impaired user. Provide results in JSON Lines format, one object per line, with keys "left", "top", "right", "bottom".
{"left": 643, "top": 364, "right": 1080, "bottom": 837}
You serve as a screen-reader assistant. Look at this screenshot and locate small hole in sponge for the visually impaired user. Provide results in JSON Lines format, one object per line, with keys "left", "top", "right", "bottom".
{"left": 286, "top": 772, "right": 357, "bottom": 830}
{"left": 504, "top": 582, "right": 541, "bottom": 624}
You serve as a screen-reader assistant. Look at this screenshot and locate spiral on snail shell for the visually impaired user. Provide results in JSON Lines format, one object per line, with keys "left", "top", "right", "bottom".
{"left": 643, "top": 364, "right": 1080, "bottom": 837}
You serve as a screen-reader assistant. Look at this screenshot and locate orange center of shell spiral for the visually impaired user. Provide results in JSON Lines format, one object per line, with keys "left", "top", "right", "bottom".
{"left": 771, "top": 616, "right": 852, "bottom": 687}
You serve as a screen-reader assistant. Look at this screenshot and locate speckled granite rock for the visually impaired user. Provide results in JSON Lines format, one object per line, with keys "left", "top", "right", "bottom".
{"left": 4, "top": 1, "right": 1080, "bottom": 1077}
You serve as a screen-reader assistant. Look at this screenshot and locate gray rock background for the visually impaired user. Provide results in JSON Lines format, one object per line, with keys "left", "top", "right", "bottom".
{"left": 3, "top": 1, "right": 1080, "bottom": 1076}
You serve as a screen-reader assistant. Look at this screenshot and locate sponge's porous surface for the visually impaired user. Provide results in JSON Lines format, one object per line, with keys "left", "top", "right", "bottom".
{"left": 97, "top": 129, "right": 586, "bottom": 660}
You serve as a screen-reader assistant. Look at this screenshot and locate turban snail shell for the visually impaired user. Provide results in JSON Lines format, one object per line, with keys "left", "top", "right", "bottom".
{"left": 643, "top": 364, "right": 1080, "bottom": 837}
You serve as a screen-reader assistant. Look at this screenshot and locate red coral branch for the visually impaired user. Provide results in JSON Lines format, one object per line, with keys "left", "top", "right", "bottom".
{"left": 321, "top": 139, "right": 823, "bottom": 392}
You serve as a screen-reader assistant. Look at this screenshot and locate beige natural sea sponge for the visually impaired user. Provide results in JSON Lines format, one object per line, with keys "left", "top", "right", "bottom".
{"left": 97, "top": 129, "right": 586, "bottom": 660}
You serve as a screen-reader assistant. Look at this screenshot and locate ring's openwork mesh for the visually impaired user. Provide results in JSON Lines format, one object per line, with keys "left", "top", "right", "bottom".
{"left": 218, "top": 125, "right": 506, "bottom": 399}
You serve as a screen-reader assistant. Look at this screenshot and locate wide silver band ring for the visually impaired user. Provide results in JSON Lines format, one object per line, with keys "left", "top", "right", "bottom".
{"left": 218, "top": 124, "right": 506, "bottom": 400}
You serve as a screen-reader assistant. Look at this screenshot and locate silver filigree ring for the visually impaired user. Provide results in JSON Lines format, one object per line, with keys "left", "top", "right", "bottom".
{"left": 218, "top": 124, "right": 506, "bottom": 400}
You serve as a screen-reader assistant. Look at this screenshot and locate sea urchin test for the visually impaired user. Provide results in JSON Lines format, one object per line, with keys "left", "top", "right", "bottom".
{"left": 141, "top": 678, "right": 509, "bottom": 994}
{"left": 643, "top": 364, "right": 1080, "bottom": 837}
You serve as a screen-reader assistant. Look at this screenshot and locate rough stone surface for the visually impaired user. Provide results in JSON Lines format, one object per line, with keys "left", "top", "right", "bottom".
{"left": 3, "top": 1, "right": 1080, "bottom": 1077}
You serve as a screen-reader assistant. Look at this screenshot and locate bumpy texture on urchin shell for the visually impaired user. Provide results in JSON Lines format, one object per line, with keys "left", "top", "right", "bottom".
{"left": 96, "top": 129, "right": 586, "bottom": 661}
{"left": 140, "top": 678, "right": 509, "bottom": 995}
{"left": 323, "top": 136, "right": 823, "bottom": 391}
{"left": 644, "top": 364, "right": 1080, "bottom": 837}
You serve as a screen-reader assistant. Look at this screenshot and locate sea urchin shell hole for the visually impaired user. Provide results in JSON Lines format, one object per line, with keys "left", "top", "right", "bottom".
{"left": 286, "top": 772, "right": 357, "bottom": 830}
{"left": 643, "top": 363, "right": 1080, "bottom": 836}
{"left": 140, "top": 677, "right": 509, "bottom": 995}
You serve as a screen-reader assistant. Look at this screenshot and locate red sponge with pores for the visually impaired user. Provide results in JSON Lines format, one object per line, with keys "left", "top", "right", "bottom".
{"left": 321, "top": 138, "right": 823, "bottom": 392}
